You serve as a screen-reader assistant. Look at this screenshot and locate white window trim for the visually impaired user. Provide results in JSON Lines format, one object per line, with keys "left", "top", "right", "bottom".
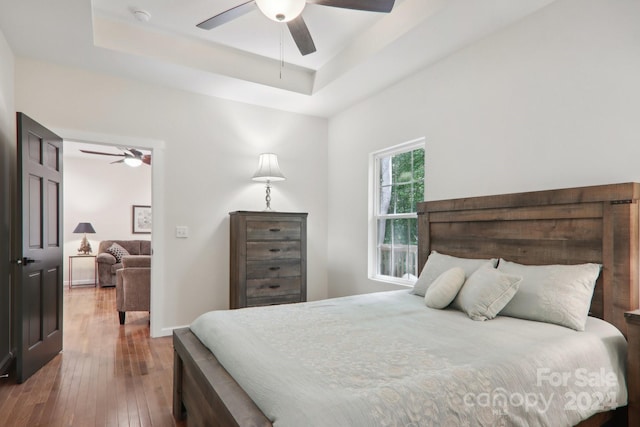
{"left": 368, "top": 137, "right": 425, "bottom": 286}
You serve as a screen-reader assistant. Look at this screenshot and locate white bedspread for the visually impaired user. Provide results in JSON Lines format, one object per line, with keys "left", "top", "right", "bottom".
{"left": 190, "top": 290, "right": 627, "bottom": 427}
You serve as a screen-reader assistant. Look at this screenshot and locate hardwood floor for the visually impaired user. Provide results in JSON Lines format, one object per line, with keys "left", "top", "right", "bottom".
{"left": 0, "top": 286, "right": 185, "bottom": 427}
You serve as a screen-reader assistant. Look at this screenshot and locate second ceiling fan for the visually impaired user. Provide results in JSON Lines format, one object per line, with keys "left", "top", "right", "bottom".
{"left": 197, "top": 0, "right": 396, "bottom": 56}
{"left": 80, "top": 147, "right": 151, "bottom": 167}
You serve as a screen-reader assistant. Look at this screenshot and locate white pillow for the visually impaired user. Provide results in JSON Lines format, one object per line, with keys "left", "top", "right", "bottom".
{"left": 497, "top": 259, "right": 601, "bottom": 331}
{"left": 455, "top": 266, "right": 522, "bottom": 321}
{"left": 424, "top": 267, "right": 466, "bottom": 309}
{"left": 412, "top": 251, "right": 498, "bottom": 297}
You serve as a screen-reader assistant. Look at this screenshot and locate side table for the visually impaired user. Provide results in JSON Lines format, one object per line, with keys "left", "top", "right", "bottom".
{"left": 68, "top": 254, "right": 97, "bottom": 290}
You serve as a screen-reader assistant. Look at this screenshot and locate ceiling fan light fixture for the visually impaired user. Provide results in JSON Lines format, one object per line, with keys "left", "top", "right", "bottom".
{"left": 132, "top": 9, "right": 151, "bottom": 23}
{"left": 124, "top": 156, "right": 143, "bottom": 167}
{"left": 255, "top": 0, "right": 306, "bottom": 22}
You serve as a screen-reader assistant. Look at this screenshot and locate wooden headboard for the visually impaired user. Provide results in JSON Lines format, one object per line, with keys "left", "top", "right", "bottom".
{"left": 417, "top": 183, "right": 640, "bottom": 337}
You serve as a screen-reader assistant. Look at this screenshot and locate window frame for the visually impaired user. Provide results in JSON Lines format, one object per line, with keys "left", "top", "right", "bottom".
{"left": 368, "top": 137, "right": 425, "bottom": 286}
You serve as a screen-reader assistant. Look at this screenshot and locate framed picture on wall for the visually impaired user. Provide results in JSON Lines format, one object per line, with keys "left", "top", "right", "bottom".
{"left": 132, "top": 205, "right": 152, "bottom": 234}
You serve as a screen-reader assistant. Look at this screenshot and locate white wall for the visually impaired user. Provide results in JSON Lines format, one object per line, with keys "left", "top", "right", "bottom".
{"left": 0, "top": 28, "right": 16, "bottom": 364}
{"left": 0, "top": 29, "right": 14, "bottom": 216}
{"left": 15, "top": 60, "right": 329, "bottom": 334}
{"left": 327, "top": 0, "right": 640, "bottom": 297}
{"left": 63, "top": 154, "right": 151, "bottom": 286}
{"left": 0, "top": 28, "right": 14, "bottom": 224}
{"left": 0, "top": 31, "right": 13, "bottom": 147}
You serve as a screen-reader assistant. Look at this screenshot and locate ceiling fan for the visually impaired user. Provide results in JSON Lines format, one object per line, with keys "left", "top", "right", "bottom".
{"left": 197, "top": 0, "right": 396, "bottom": 56}
{"left": 79, "top": 147, "right": 151, "bottom": 167}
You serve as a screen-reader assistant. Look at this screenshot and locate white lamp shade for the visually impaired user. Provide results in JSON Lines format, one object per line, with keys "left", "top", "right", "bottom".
{"left": 252, "top": 153, "right": 286, "bottom": 182}
{"left": 255, "top": 0, "right": 306, "bottom": 22}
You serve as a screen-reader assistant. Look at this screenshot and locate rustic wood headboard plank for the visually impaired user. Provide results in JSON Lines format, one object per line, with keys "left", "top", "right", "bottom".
{"left": 428, "top": 237, "right": 602, "bottom": 265}
{"left": 424, "top": 183, "right": 640, "bottom": 212}
{"left": 429, "top": 203, "right": 603, "bottom": 223}
{"left": 431, "top": 218, "right": 603, "bottom": 241}
{"left": 418, "top": 183, "right": 640, "bottom": 337}
{"left": 609, "top": 202, "right": 640, "bottom": 332}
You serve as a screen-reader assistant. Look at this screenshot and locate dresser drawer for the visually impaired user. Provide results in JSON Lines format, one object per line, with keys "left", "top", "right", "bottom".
{"left": 246, "top": 241, "right": 301, "bottom": 260}
{"left": 246, "top": 220, "right": 301, "bottom": 241}
{"left": 246, "top": 259, "right": 301, "bottom": 279}
{"left": 246, "top": 277, "right": 301, "bottom": 298}
{"left": 246, "top": 294, "right": 302, "bottom": 307}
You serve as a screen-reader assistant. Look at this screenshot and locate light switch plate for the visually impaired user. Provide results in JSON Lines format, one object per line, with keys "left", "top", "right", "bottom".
{"left": 176, "top": 226, "right": 189, "bottom": 238}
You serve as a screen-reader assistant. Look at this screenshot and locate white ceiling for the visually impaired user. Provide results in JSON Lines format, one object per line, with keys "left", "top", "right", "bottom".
{"left": 0, "top": 0, "right": 557, "bottom": 117}
{"left": 94, "top": 0, "right": 394, "bottom": 71}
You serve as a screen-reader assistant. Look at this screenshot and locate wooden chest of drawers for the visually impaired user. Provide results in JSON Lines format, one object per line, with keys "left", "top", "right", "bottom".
{"left": 229, "top": 211, "right": 307, "bottom": 309}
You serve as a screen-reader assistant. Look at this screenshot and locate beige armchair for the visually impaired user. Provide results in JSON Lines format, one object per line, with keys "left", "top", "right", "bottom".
{"left": 116, "top": 255, "right": 151, "bottom": 325}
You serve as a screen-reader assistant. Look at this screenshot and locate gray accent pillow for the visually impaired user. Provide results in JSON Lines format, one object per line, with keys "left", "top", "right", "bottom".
{"left": 106, "top": 242, "right": 130, "bottom": 263}
{"left": 412, "top": 251, "right": 498, "bottom": 297}
{"left": 497, "top": 259, "right": 601, "bottom": 331}
{"left": 424, "top": 267, "right": 465, "bottom": 309}
{"left": 455, "top": 265, "right": 522, "bottom": 321}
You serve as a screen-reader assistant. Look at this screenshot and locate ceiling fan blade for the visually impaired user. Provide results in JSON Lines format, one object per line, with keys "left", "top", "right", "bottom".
{"left": 79, "top": 149, "right": 124, "bottom": 157}
{"left": 197, "top": 0, "right": 257, "bottom": 30}
{"left": 306, "top": 0, "right": 395, "bottom": 13}
{"left": 111, "top": 159, "right": 125, "bottom": 164}
{"left": 128, "top": 148, "right": 144, "bottom": 157}
{"left": 142, "top": 155, "right": 152, "bottom": 165}
{"left": 287, "top": 16, "right": 316, "bottom": 56}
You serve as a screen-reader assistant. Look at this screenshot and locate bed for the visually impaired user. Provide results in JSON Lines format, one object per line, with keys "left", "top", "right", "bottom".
{"left": 173, "top": 182, "right": 640, "bottom": 426}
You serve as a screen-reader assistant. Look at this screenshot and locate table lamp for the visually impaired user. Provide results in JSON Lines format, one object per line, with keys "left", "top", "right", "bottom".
{"left": 73, "top": 222, "right": 96, "bottom": 254}
{"left": 252, "top": 153, "right": 286, "bottom": 210}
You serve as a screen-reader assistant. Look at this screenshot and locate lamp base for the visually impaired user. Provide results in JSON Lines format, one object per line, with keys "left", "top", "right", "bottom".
{"left": 263, "top": 182, "right": 273, "bottom": 210}
{"left": 78, "top": 235, "right": 92, "bottom": 255}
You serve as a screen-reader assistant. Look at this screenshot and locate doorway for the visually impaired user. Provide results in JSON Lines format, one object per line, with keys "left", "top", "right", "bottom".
{"left": 63, "top": 141, "right": 152, "bottom": 290}
{"left": 55, "top": 129, "right": 166, "bottom": 337}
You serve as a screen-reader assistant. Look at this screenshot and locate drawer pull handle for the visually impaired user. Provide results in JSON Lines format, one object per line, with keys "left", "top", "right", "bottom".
{"left": 269, "top": 266, "right": 281, "bottom": 271}
{"left": 269, "top": 248, "right": 281, "bottom": 252}
{"left": 268, "top": 284, "right": 281, "bottom": 289}
{"left": 269, "top": 228, "right": 281, "bottom": 232}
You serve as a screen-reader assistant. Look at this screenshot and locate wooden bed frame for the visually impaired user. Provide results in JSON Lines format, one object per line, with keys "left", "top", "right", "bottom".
{"left": 173, "top": 182, "right": 640, "bottom": 426}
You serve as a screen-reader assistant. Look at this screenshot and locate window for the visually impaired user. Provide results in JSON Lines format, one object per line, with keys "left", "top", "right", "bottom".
{"left": 369, "top": 139, "right": 425, "bottom": 285}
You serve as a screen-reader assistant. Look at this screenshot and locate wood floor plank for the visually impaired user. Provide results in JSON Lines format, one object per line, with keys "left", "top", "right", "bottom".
{"left": 0, "top": 286, "right": 185, "bottom": 427}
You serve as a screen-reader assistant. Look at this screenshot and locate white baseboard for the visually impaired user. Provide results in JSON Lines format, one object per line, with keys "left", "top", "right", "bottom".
{"left": 158, "top": 325, "right": 189, "bottom": 338}
{"left": 66, "top": 279, "right": 97, "bottom": 287}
